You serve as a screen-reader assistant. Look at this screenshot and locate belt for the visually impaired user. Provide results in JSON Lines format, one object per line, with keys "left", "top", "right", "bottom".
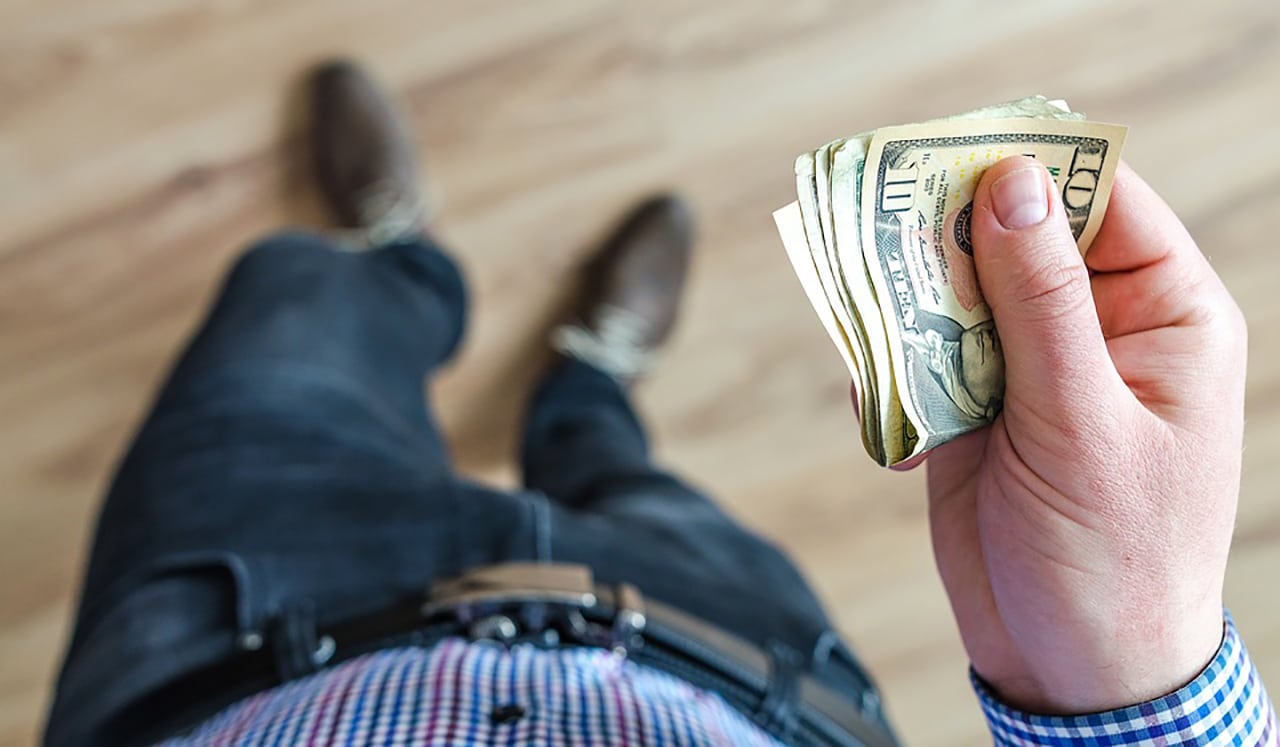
{"left": 112, "top": 563, "right": 896, "bottom": 747}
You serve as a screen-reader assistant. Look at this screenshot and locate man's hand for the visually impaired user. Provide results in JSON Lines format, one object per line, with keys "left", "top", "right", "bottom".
{"left": 924, "top": 157, "right": 1246, "bottom": 714}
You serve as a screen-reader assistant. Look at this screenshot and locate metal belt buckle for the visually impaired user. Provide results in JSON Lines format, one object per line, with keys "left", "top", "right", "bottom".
{"left": 423, "top": 563, "right": 646, "bottom": 655}
{"left": 605, "top": 581, "right": 647, "bottom": 655}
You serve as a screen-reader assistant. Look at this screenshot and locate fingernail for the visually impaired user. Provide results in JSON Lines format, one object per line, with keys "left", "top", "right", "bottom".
{"left": 991, "top": 166, "right": 1048, "bottom": 229}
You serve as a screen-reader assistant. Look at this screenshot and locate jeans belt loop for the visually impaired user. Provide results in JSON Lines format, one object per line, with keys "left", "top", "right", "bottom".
{"left": 269, "top": 599, "right": 336, "bottom": 681}
{"left": 759, "top": 640, "right": 803, "bottom": 741}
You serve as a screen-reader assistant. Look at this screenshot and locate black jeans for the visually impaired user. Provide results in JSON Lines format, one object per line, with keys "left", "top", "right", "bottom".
{"left": 45, "top": 232, "right": 891, "bottom": 746}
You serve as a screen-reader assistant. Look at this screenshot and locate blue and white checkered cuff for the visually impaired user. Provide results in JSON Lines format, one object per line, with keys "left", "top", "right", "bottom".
{"left": 973, "top": 613, "right": 1278, "bottom": 746}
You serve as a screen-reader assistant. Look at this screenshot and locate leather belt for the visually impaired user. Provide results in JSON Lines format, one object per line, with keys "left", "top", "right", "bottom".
{"left": 114, "top": 563, "right": 897, "bottom": 747}
{"left": 424, "top": 564, "right": 893, "bottom": 747}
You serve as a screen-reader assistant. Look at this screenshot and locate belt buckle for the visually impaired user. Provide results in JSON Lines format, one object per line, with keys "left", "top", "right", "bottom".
{"left": 423, "top": 563, "right": 646, "bottom": 655}
{"left": 424, "top": 563, "right": 598, "bottom": 613}
{"left": 606, "top": 581, "right": 647, "bottom": 654}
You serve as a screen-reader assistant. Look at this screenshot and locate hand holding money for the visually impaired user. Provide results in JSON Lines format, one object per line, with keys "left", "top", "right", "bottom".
{"left": 778, "top": 102, "right": 1249, "bottom": 713}
{"left": 774, "top": 97, "right": 1126, "bottom": 465}
{"left": 926, "top": 157, "right": 1246, "bottom": 715}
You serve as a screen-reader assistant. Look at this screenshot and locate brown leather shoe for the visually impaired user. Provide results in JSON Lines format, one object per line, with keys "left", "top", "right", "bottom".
{"left": 309, "top": 59, "right": 426, "bottom": 244}
{"left": 552, "top": 195, "right": 695, "bottom": 383}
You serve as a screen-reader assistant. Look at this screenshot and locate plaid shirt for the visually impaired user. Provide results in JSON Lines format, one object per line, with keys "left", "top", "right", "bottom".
{"left": 975, "top": 616, "right": 1277, "bottom": 746}
{"left": 161, "top": 639, "right": 785, "bottom": 746}
{"left": 164, "top": 616, "right": 1276, "bottom": 746}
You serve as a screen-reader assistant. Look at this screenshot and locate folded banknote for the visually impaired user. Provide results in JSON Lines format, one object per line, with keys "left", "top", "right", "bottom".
{"left": 774, "top": 97, "right": 1126, "bottom": 465}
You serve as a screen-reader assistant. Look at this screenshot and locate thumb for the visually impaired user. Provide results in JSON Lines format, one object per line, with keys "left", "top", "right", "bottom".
{"left": 970, "top": 157, "right": 1119, "bottom": 418}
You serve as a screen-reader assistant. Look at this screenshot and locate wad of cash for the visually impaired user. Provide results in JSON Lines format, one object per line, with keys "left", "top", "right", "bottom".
{"left": 774, "top": 97, "right": 1126, "bottom": 466}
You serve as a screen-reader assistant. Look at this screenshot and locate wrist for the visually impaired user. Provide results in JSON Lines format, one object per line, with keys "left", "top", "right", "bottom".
{"left": 972, "top": 614, "right": 1275, "bottom": 747}
{"left": 980, "top": 608, "right": 1225, "bottom": 715}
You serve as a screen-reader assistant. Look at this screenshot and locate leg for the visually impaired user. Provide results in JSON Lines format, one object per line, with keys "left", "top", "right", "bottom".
{"left": 522, "top": 195, "right": 890, "bottom": 736}
{"left": 142, "top": 53, "right": 457, "bottom": 485}
{"left": 87, "top": 229, "right": 468, "bottom": 628}
{"left": 523, "top": 356, "right": 746, "bottom": 544}
{"left": 521, "top": 356, "right": 654, "bottom": 508}
{"left": 522, "top": 353, "right": 829, "bottom": 635}
{"left": 522, "top": 194, "right": 696, "bottom": 510}
{"left": 152, "top": 231, "right": 464, "bottom": 478}
{"left": 524, "top": 357, "right": 889, "bottom": 732}
{"left": 48, "top": 230, "right": 471, "bottom": 746}
{"left": 45, "top": 61, "right": 480, "bottom": 746}
{"left": 518, "top": 192, "right": 828, "bottom": 636}
{"left": 79, "top": 52, "right": 467, "bottom": 621}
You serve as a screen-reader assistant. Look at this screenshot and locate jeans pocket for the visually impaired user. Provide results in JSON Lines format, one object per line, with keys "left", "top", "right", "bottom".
{"left": 47, "top": 552, "right": 259, "bottom": 747}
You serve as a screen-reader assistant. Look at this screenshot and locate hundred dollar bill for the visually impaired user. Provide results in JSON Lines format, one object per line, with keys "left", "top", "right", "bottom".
{"left": 860, "top": 116, "right": 1126, "bottom": 458}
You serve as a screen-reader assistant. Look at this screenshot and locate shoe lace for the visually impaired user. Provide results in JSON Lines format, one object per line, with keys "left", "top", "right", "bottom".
{"left": 336, "top": 181, "right": 426, "bottom": 249}
{"left": 551, "top": 304, "right": 656, "bottom": 381}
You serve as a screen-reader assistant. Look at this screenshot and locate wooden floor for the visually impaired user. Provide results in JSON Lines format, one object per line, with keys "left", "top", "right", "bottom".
{"left": 2, "top": 0, "right": 1279, "bottom": 743}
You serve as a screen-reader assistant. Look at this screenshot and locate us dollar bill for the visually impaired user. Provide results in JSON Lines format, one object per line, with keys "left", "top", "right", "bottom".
{"left": 860, "top": 117, "right": 1126, "bottom": 457}
{"left": 774, "top": 98, "right": 1126, "bottom": 466}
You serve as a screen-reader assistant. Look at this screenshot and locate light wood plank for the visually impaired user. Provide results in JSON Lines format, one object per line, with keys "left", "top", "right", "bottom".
{"left": 1, "top": 1, "right": 1277, "bottom": 744}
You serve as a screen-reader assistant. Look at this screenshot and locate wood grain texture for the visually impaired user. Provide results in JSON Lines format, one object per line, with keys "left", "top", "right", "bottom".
{"left": 2, "top": 0, "right": 1277, "bottom": 744}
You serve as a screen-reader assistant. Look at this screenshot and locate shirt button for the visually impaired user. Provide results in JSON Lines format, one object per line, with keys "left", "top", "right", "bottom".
{"left": 490, "top": 703, "right": 526, "bottom": 725}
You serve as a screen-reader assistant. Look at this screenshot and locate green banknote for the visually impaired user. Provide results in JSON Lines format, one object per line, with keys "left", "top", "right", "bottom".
{"left": 774, "top": 97, "right": 1126, "bottom": 465}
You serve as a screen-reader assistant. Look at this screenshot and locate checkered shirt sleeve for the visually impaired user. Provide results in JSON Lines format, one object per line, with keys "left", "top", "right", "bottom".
{"left": 973, "top": 614, "right": 1278, "bottom": 746}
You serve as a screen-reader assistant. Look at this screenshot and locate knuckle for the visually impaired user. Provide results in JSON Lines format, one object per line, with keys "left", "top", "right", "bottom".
{"left": 1194, "top": 290, "right": 1247, "bottom": 350}
{"left": 1008, "top": 247, "right": 1092, "bottom": 320}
